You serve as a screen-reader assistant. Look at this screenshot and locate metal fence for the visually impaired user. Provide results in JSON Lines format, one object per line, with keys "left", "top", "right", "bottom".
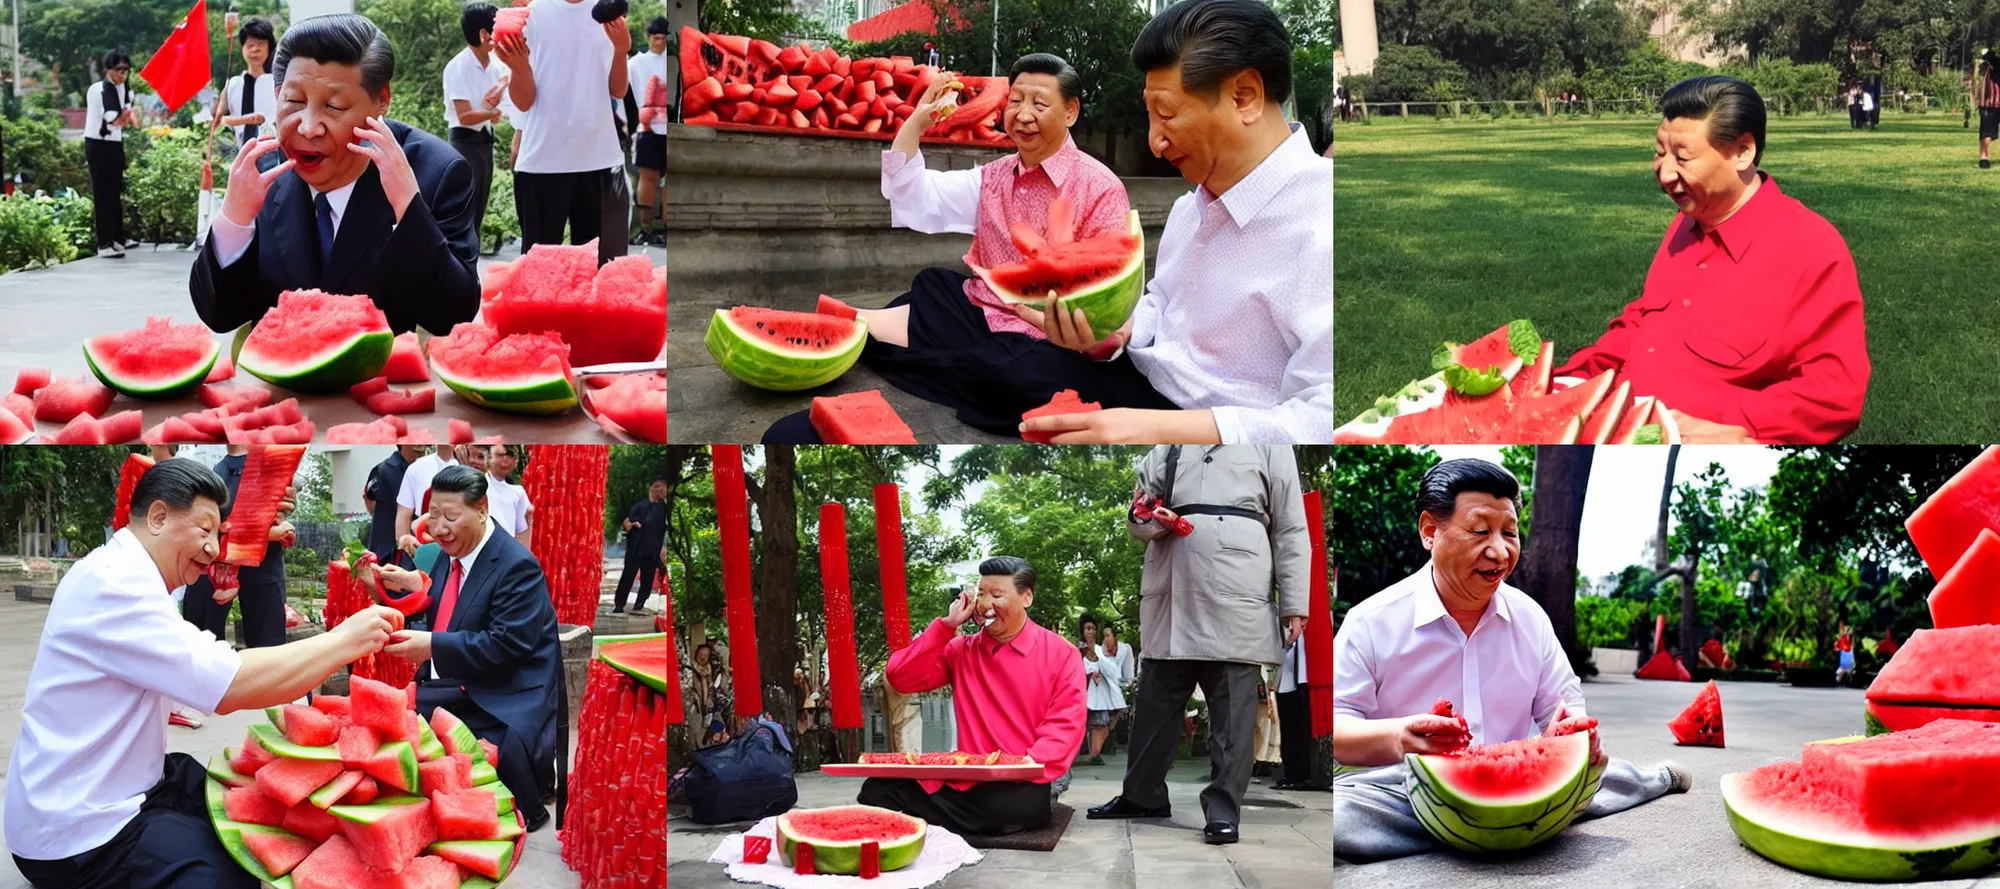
{"left": 1351, "top": 93, "right": 1962, "bottom": 121}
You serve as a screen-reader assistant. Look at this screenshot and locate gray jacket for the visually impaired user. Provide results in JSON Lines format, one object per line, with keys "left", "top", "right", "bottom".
{"left": 1129, "top": 446, "right": 1311, "bottom": 666}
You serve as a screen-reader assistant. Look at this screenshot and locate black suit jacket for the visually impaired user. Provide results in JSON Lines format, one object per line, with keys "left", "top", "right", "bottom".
{"left": 416, "top": 521, "right": 563, "bottom": 753}
{"left": 190, "top": 119, "right": 482, "bottom": 335}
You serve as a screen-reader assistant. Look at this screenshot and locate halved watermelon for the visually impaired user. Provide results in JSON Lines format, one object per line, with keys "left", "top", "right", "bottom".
{"left": 382, "top": 332, "right": 430, "bottom": 383}
{"left": 1405, "top": 732, "right": 1601, "bottom": 853}
{"left": 480, "top": 244, "right": 666, "bottom": 366}
{"left": 1906, "top": 447, "right": 2000, "bottom": 580}
{"left": 706, "top": 306, "right": 867, "bottom": 391}
{"left": 809, "top": 390, "right": 916, "bottom": 444}
{"left": 973, "top": 206, "right": 1145, "bottom": 342}
{"left": 82, "top": 316, "right": 220, "bottom": 399}
{"left": 237, "top": 290, "right": 394, "bottom": 393}
{"left": 426, "top": 322, "right": 579, "bottom": 415}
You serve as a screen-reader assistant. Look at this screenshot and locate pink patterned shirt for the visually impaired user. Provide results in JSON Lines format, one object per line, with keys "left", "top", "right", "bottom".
{"left": 885, "top": 617, "right": 1087, "bottom": 793}
{"left": 881, "top": 135, "right": 1131, "bottom": 338}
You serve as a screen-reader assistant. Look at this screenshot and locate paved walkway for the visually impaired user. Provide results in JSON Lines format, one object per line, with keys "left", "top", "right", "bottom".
{"left": 1335, "top": 673, "right": 2000, "bottom": 888}
{"left": 670, "top": 758, "right": 1334, "bottom": 888}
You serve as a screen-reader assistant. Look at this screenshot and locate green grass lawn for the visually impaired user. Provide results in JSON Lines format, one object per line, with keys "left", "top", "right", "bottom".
{"left": 1333, "top": 112, "right": 2000, "bottom": 443}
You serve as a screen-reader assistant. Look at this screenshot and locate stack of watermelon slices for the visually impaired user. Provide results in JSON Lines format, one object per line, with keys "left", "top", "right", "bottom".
{"left": 520, "top": 445, "right": 611, "bottom": 627}
{"left": 1335, "top": 320, "right": 1686, "bottom": 445}
{"left": 680, "top": 28, "right": 1008, "bottom": 145}
{"left": 205, "top": 675, "right": 525, "bottom": 889}
{"left": 560, "top": 638, "right": 668, "bottom": 889}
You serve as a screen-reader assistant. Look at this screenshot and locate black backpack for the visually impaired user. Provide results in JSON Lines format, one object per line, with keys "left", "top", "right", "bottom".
{"left": 685, "top": 720, "right": 799, "bottom": 824}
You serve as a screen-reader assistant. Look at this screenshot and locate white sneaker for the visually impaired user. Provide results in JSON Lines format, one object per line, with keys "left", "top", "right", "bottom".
{"left": 98, "top": 245, "right": 126, "bottom": 259}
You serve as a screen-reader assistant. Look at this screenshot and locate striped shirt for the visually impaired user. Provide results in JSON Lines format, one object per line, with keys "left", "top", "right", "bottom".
{"left": 1980, "top": 70, "right": 2000, "bottom": 108}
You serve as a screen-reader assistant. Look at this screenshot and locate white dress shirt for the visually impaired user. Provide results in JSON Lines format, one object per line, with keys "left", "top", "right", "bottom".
{"left": 1278, "top": 638, "right": 1303, "bottom": 694}
{"left": 1084, "top": 643, "right": 1126, "bottom": 710}
{"left": 211, "top": 179, "right": 360, "bottom": 269}
{"left": 225, "top": 72, "right": 278, "bottom": 139}
{"left": 443, "top": 46, "right": 505, "bottom": 132}
{"left": 486, "top": 473, "right": 532, "bottom": 536}
{"left": 880, "top": 149, "right": 981, "bottom": 235}
{"left": 1334, "top": 563, "right": 1585, "bottom": 747}
{"left": 628, "top": 49, "right": 671, "bottom": 135}
{"left": 85, "top": 80, "right": 130, "bottom": 142}
{"left": 430, "top": 515, "right": 499, "bottom": 679}
{"left": 4, "top": 529, "right": 244, "bottom": 860}
{"left": 397, "top": 451, "right": 460, "bottom": 514}
{"left": 1128, "top": 123, "right": 1332, "bottom": 444}
{"left": 513, "top": 0, "right": 624, "bottom": 174}
{"left": 1107, "top": 641, "right": 1136, "bottom": 688}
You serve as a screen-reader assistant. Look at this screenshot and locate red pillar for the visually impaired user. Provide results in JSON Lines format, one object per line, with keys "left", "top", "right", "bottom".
{"left": 713, "top": 445, "right": 761, "bottom": 718}
{"left": 820, "top": 502, "right": 864, "bottom": 729}
{"left": 874, "top": 482, "right": 911, "bottom": 651}
{"left": 1304, "top": 490, "right": 1335, "bottom": 737}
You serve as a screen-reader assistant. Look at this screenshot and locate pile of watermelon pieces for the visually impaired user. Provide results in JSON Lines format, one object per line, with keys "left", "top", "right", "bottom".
{"left": 1334, "top": 320, "right": 1685, "bottom": 445}
{"left": 680, "top": 28, "right": 1009, "bottom": 145}
{"left": 204, "top": 675, "right": 525, "bottom": 889}
{"left": 560, "top": 637, "right": 669, "bottom": 889}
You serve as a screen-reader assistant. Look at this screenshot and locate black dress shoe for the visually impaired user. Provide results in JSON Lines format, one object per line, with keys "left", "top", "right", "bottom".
{"left": 1273, "top": 781, "right": 1303, "bottom": 791}
{"left": 525, "top": 808, "right": 552, "bottom": 832}
{"left": 1204, "top": 822, "right": 1239, "bottom": 845}
{"left": 1086, "top": 797, "right": 1171, "bottom": 820}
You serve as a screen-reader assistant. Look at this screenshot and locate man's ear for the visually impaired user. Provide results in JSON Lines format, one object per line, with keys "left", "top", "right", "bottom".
{"left": 1417, "top": 511, "right": 1440, "bottom": 551}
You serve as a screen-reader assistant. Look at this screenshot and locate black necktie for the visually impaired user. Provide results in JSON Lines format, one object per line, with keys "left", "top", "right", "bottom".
{"left": 240, "top": 71, "right": 259, "bottom": 145}
{"left": 315, "top": 193, "right": 336, "bottom": 268}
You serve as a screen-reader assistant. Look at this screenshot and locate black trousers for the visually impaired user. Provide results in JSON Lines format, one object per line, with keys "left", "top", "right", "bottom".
{"left": 513, "top": 168, "right": 630, "bottom": 265}
{"left": 1276, "top": 687, "right": 1312, "bottom": 785}
{"left": 857, "top": 777, "right": 1051, "bottom": 836}
{"left": 13, "top": 753, "right": 258, "bottom": 889}
{"left": 180, "top": 578, "right": 286, "bottom": 648}
{"left": 1121, "top": 659, "right": 1260, "bottom": 826}
{"left": 448, "top": 128, "right": 495, "bottom": 250}
{"left": 83, "top": 138, "right": 125, "bottom": 248}
{"left": 614, "top": 559, "right": 658, "bottom": 612}
{"left": 417, "top": 683, "right": 553, "bottom": 827}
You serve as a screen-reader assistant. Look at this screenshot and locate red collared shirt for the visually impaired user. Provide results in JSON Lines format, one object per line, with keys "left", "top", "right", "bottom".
{"left": 1556, "top": 175, "right": 1869, "bottom": 443}
{"left": 885, "top": 616, "right": 1087, "bottom": 793}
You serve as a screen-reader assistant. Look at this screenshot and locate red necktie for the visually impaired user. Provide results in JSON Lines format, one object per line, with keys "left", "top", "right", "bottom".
{"left": 434, "top": 560, "right": 464, "bottom": 632}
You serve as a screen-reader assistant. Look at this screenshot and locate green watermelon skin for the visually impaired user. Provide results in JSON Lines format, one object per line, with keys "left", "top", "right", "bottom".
{"left": 706, "top": 307, "right": 866, "bottom": 391}
{"left": 1403, "top": 733, "right": 1599, "bottom": 853}
{"left": 82, "top": 317, "right": 220, "bottom": 399}
{"left": 597, "top": 635, "right": 671, "bottom": 695}
{"left": 237, "top": 291, "right": 394, "bottom": 394}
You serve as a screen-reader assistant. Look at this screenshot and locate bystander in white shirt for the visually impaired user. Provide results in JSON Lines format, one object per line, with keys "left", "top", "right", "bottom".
{"left": 628, "top": 46, "right": 672, "bottom": 135}
{"left": 444, "top": 45, "right": 506, "bottom": 132}
{"left": 1084, "top": 644, "right": 1126, "bottom": 711}
{"left": 398, "top": 450, "right": 461, "bottom": 517}
{"left": 85, "top": 79, "right": 131, "bottom": 142}
{"left": 225, "top": 71, "right": 278, "bottom": 140}
{"left": 486, "top": 472, "right": 533, "bottom": 538}
{"left": 1334, "top": 563, "right": 1585, "bottom": 747}
{"left": 513, "top": 0, "right": 624, "bottom": 174}
{"left": 1129, "top": 123, "right": 1331, "bottom": 444}
{"left": 4, "top": 529, "right": 244, "bottom": 860}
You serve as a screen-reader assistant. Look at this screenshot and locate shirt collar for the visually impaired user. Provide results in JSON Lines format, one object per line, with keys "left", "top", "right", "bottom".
{"left": 1412, "top": 562, "right": 1512, "bottom": 633}
{"left": 452, "top": 515, "right": 496, "bottom": 578}
{"left": 981, "top": 617, "right": 1043, "bottom": 658}
{"left": 1696, "top": 171, "right": 1779, "bottom": 263}
{"left": 310, "top": 180, "right": 360, "bottom": 228}
{"left": 1204, "top": 123, "right": 1316, "bottom": 228}
{"left": 1007, "top": 133, "right": 1081, "bottom": 190}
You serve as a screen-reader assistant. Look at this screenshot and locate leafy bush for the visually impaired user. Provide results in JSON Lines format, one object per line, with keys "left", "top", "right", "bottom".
{"left": 0, "top": 194, "right": 82, "bottom": 271}
{"left": 483, "top": 121, "right": 521, "bottom": 253}
{"left": 3, "top": 111, "right": 90, "bottom": 194}
{"left": 360, "top": 0, "right": 474, "bottom": 141}
{"left": 1576, "top": 594, "right": 1646, "bottom": 651}
{"left": 42, "top": 190, "right": 98, "bottom": 257}
{"left": 125, "top": 128, "right": 212, "bottom": 244}
{"left": 1364, "top": 45, "right": 1469, "bottom": 104}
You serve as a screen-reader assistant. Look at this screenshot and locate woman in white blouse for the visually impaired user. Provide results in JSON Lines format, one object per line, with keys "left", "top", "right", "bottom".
{"left": 1080, "top": 616, "right": 1125, "bottom": 765}
{"left": 83, "top": 52, "right": 138, "bottom": 258}
{"left": 215, "top": 17, "right": 279, "bottom": 149}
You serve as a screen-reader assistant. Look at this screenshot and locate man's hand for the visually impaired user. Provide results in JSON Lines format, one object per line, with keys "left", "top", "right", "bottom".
{"left": 398, "top": 534, "right": 420, "bottom": 557}
{"left": 910, "top": 72, "right": 965, "bottom": 126}
{"left": 373, "top": 562, "right": 429, "bottom": 594}
{"left": 277, "top": 485, "right": 296, "bottom": 516}
{"left": 1009, "top": 292, "right": 1120, "bottom": 354}
{"left": 384, "top": 629, "right": 434, "bottom": 665}
{"left": 944, "top": 589, "right": 976, "bottom": 628}
{"left": 1671, "top": 410, "right": 1760, "bottom": 444}
{"left": 605, "top": 18, "right": 631, "bottom": 55}
{"left": 482, "top": 80, "right": 507, "bottom": 110}
{"left": 212, "top": 585, "right": 239, "bottom": 605}
{"left": 1398, "top": 713, "right": 1470, "bottom": 757}
{"left": 332, "top": 605, "right": 401, "bottom": 657}
{"left": 348, "top": 117, "right": 419, "bottom": 223}
{"left": 219, "top": 137, "right": 295, "bottom": 227}
{"left": 1554, "top": 703, "right": 1608, "bottom": 769}
{"left": 269, "top": 520, "right": 295, "bottom": 544}
{"left": 1284, "top": 615, "right": 1307, "bottom": 646}
{"left": 496, "top": 32, "right": 530, "bottom": 73}
{"left": 1022, "top": 408, "right": 1177, "bottom": 444}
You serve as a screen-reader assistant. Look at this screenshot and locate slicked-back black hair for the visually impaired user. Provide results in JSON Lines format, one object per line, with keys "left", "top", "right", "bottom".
{"left": 1661, "top": 75, "right": 1766, "bottom": 166}
{"left": 979, "top": 556, "right": 1037, "bottom": 592}
{"left": 647, "top": 16, "right": 671, "bottom": 36}
{"left": 1010, "top": 53, "right": 1083, "bottom": 104}
{"left": 1131, "top": 0, "right": 1293, "bottom": 105}
{"left": 1417, "top": 459, "right": 1521, "bottom": 523}
{"left": 274, "top": 12, "right": 396, "bottom": 97}
{"left": 128, "top": 458, "right": 229, "bottom": 521}
{"left": 430, "top": 465, "right": 489, "bottom": 504}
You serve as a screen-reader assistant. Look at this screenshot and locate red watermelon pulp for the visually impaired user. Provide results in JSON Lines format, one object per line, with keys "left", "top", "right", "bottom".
{"left": 809, "top": 390, "right": 915, "bottom": 444}
{"left": 426, "top": 322, "right": 579, "bottom": 416}
{"left": 237, "top": 290, "right": 395, "bottom": 394}
{"left": 1021, "top": 389, "right": 1101, "bottom": 443}
{"left": 480, "top": 244, "right": 666, "bottom": 367}
{"left": 1927, "top": 527, "right": 2000, "bottom": 629}
{"left": 83, "top": 316, "right": 220, "bottom": 399}
{"left": 1668, "top": 679, "right": 1725, "bottom": 747}
{"left": 582, "top": 372, "right": 666, "bottom": 442}
{"left": 1905, "top": 446, "right": 2000, "bottom": 580}
{"left": 1637, "top": 649, "right": 1692, "bottom": 682}
{"left": 1864, "top": 625, "right": 2000, "bottom": 735}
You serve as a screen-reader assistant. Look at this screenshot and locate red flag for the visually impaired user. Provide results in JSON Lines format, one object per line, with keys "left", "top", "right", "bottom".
{"left": 1304, "top": 490, "right": 1335, "bottom": 737}
{"left": 139, "top": 0, "right": 211, "bottom": 113}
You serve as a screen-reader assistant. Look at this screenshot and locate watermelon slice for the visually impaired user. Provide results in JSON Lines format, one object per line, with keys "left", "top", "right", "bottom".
{"left": 816, "top": 294, "right": 858, "bottom": 320}
{"left": 225, "top": 784, "right": 292, "bottom": 826}
{"left": 305, "top": 770, "right": 366, "bottom": 810}
{"left": 1927, "top": 527, "right": 2000, "bottom": 628}
{"left": 1636, "top": 649, "right": 1692, "bottom": 681}
{"left": 480, "top": 244, "right": 666, "bottom": 366}
{"left": 809, "top": 390, "right": 916, "bottom": 444}
{"left": 598, "top": 634, "right": 672, "bottom": 695}
{"left": 283, "top": 799, "right": 345, "bottom": 843}
{"left": 418, "top": 753, "right": 473, "bottom": 799}
{"left": 489, "top": 780, "right": 516, "bottom": 817}
{"left": 1610, "top": 395, "right": 1660, "bottom": 443}
{"left": 337, "top": 725, "right": 382, "bottom": 768}
{"left": 425, "top": 839, "right": 515, "bottom": 880}
{"left": 1906, "top": 447, "right": 2000, "bottom": 580}
{"left": 1669, "top": 679, "right": 1725, "bottom": 747}
{"left": 270, "top": 704, "right": 341, "bottom": 747}
{"left": 361, "top": 740, "right": 420, "bottom": 794}
{"left": 249, "top": 723, "right": 341, "bottom": 762}
{"left": 1866, "top": 625, "right": 2000, "bottom": 712}
{"left": 382, "top": 332, "right": 430, "bottom": 383}
{"left": 233, "top": 735, "right": 280, "bottom": 775}
{"left": 413, "top": 711, "right": 446, "bottom": 762}
{"left": 1575, "top": 379, "right": 1632, "bottom": 444}
{"left": 223, "top": 446, "right": 306, "bottom": 566}
{"left": 425, "top": 322, "right": 579, "bottom": 415}
{"left": 228, "top": 823, "right": 318, "bottom": 877}
{"left": 1494, "top": 371, "right": 1616, "bottom": 444}
{"left": 31, "top": 376, "right": 115, "bottom": 423}
{"left": 207, "top": 750, "right": 255, "bottom": 788}
{"left": 83, "top": 316, "right": 220, "bottom": 399}
{"left": 350, "top": 675, "right": 409, "bottom": 737}
{"left": 430, "top": 708, "right": 481, "bottom": 760}
{"left": 469, "top": 758, "right": 499, "bottom": 787}
{"left": 583, "top": 372, "right": 666, "bottom": 442}
{"left": 237, "top": 290, "right": 395, "bottom": 393}
{"left": 257, "top": 757, "right": 346, "bottom": 809}
{"left": 706, "top": 306, "right": 867, "bottom": 391}
{"left": 289, "top": 834, "right": 365, "bottom": 889}
{"left": 12, "top": 366, "right": 49, "bottom": 396}
{"left": 431, "top": 787, "right": 499, "bottom": 840}
{"left": 972, "top": 209, "right": 1145, "bottom": 341}
{"left": 328, "top": 798, "right": 436, "bottom": 873}
{"left": 1021, "top": 389, "right": 1102, "bottom": 443}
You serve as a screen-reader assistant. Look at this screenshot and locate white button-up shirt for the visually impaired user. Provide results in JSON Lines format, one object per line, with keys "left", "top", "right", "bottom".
{"left": 1129, "top": 123, "right": 1332, "bottom": 444}
{"left": 486, "top": 473, "right": 532, "bottom": 537}
{"left": 4, "top": 529, "right": 244, "bottom": 860}
{"left": 1334, "top": 563, "right": 1585, "bottom": 746}
{"left": 1084, "top": 643, "right": 1126, "bottom": 710}
{"left": 397, "top": 452, "right": 461, "bottom": 514}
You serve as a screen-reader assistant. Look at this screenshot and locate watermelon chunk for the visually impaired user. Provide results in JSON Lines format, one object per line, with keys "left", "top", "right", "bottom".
{"left": 282, "top": 800, "right": 346, "bottom": 843}
{"left": 418, "top": 753, "right": 473, "bottom": 799}
{"left": 477, "top": 739, "right": 499, "bottom": 768}
{"left": 583, "top": 372, "right": 666, "bottom": 443}
{"left": 413, "top": 711, "right": 446, "bottom": 762}
{"left": 431, "top": 708, "right": 481, "bottom": 761}
{"left": 329, "top": 798, "right": 436, "bottom": 873}
{"left": 224, "top": 784, "right": 291, "bottom": 826}
{"left": 53, "top": 414, "right": 106, "bottom": 444}
{"left": 256, "top": 757, "right": 346, "bottom": 808}
{"left": 1668, "top": 679, "right": 1725, "bottom": 747}
{"left": 816, "top": 294, "right": 858, "bottom": 320}
{"left": 426, "top": 322, "right": 579, "bottom": 415}
{"left": 276, "top": 704, "right": 341, "bottom": 747}
{"left": 306, "top": 769, "right": 367, "bottom": 810}
{"left": 1867, "top": 625, "right": 2000, "bottom": 707}
{"left": 481, "top": 244, "right": 666, "bottom": 366}
{"left": 0, "top": 400, "right": 29, "bottom": 444}
{"left": 382, "top": 331, "right": 430, "bottom": 383}
{"left": 338, "top": 724, "right": 382, "bottom": 769}
{"left": 1, "top": 392, "right": 32, "bottom": 426}
{"left": 82, "top": 316, "right": 220, "bottom": 399}
{"left": 238, "top": 290, "right": 395, "bottom": 393}
{"left": 206, "top": 352, "right": 235, "bottom": 382}
{"left": 232, "top": 735, "right": 280, "bottom": 775}
{"left": 31, "top": 376, "right": 115, "bottom": 423}
{"left": 311, "top": 694, "right": 351, "bottom": 718}
{"left": 425, "top": 839, "right": 516, "bottom": 880}
{"left": 339, "top": 774, "right": 382, "bottom": 806}
{"left": 809, "top": 390, "right": 916, "bottom": 444}
{"left": 1926, "top": 527, "right": 2000, "bottom": 629}
{"left": 1905, "top": 447, "right": 2000, "bottom": 580}
{"left": 706, "top": 306, "right": 866, "bottom": 391}
{"left": 290, "top": 834, "right": 365, "bottom": 889}
{"left": 362, "top": 386, "right": 435, "bottom": 415}
{"left": 361, "top": 740, "right": 420, "bottom": 794}
{"left": 12, "top": 366, "right": 49, "bottom": 396}
{"left": 1021, "top": 389, "right": 1102, "bottom": 443}
{"left": 248, "top": 723, "right": 340, "bottom": 762}
{"left": 223, "top": 446, "right": 307, "bottom": 566}
{"left": 1637, "top": 649, "right": 1692, "bottom": 681}
{"left": 350, "top": 675, "right": 409, "bottom": 737}
{"left": 230, "top": 824, "right": 317, "bottom": 877}
{"left": 432, "top": 787, "right": 499, "bottom": 840}
{"left": 206, "top": 750, "right": 255, "bottom": 788}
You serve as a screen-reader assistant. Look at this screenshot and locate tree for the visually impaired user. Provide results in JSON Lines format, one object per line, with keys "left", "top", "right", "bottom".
{"left": 700, "top": 0, "right": 825, "bottom": 44}
{"left": 1512, "top": 446, "right": 1592, "bottom": 672}
{"left": 358, "top": 0, "right": 465, "bottom": 141}
{"left": 745, "top": 445, "right": 800, "bottom": 719}
{"left": 1328, "top": 444, "right": 1440, "bottom": 602}
{"left": 0, "top": 445, "right": 135, "bottom": 555}
{"left": 1654, "top": 444, "right": 1678, "bottom": 573}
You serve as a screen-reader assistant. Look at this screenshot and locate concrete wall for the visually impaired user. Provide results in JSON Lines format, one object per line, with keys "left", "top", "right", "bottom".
{"left": 665, "top": 123, "right": 1191, "bottom": 308}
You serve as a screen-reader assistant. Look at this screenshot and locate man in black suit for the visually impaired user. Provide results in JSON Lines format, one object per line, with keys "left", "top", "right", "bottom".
{"left": 376, "top": 466, "right": 563, "bottom": 832}
{"left": 190, "top": 13, "right": 481, "bottom": 336}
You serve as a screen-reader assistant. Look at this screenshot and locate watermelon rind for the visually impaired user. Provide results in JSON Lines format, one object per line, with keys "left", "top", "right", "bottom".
{"left": 240, "top": 327, "right": 393, "bottom": 395}
{"left": 307, "top": 770, "right": 365, "bottom": 810}
{"left": 596, "top": 633, "right": 670, "bottom": 695}
{"left": 82, "top": 331, "right": 218, "bottom": 400}
{"left": 211, "top": 821, "right": 285, "bottom": 884}
{"left": 460, "top": 879, "right": 499, "bottom": 889}
{"left": 1404, "top": 733, "right": 1596, "bottom": 853}
{"left": 425, "top": 839, "right": 516, "bottom": 880}
{"left": 491, "top": 781, "right": 516, "bottom": 817}
{"left": 977, "top": 209, "right": 1146, "bottom": 341}
{"left": 1720, "top": 771, "right": 2000, "bottom": 880}
{"left": 208, "top": 750, "right": 255, "bottom": 788}
{"left": 206, "top": 776, "right": 230, "bottom": 824}
{"left": 432, "top": 709, "right": 484, "bottom": 765}
{"left": 469, "top": 759, "right": 499, "bottom": 787}
{"left": 430, "top": 357, "right": 579, "bottom": 416}
{"left": 705, "top": 309, "right": 867, "bottom": 391}
{"left": 416, "top": 715, "right": 447, "bottom": 763}
{"left": 248, "top": 724, "right": 341, "bottom": 762}
{"left": 778, "top": 805, "right": 928, "bottom": 875}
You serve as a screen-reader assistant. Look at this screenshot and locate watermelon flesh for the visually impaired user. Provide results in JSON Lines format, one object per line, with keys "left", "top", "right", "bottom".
{"left": 222, "top": 445, "right": 306, "bottom": 566}
{"left": 584, "top": 372, "right": 666, "bottom": 443}
{"left": 426, "top": 322, "right": 579, "bottom": 415}
{"left": 83, "top": 316, "right": 220, "bottom": 399}
{"left": 236, "top": 824, "right": 318, "bottom": 877}
{"left": 283, "top": 800, "right": 346, "bottom": 843}
{"left": 338, "top": 725, "right": 382, "bottom": 769}
{"left": 418, "top": 754, "right": 474, "bottom": 800}
{"left": 232, "top": 735, "right": 280, "bottom": 775}
{"left": 480, "top": 243, "right": 666, "bottom": 367}
{"left": 1721, "top": 719, "right": 2000, "bottom": 880}
{"left": 778, "top": 805, "right": 928, "bottom": 875}
{"left": 1020, "top": 389, "right": 1102, "bottom": 443}
{"left": 225, "top": 785, "right": 291, "bottom": 826}
{"left": 1867, "top": 625, "right": 2000, "bottom": 707}
{"left": 1405, "top": 732, "right": 1601, "bottom": 853}
{"left": 1905, "top": 446, "right": 2000, "bottom": 580}
{"left": 1926, "top": 527, "right": 2000, "bottom": 629}
{"left": 382, "top": 332, "right": 430, "bottom": 383}
{"left": 238, "top": 290, "right": 395, "bottom": 394}
{"left": 350, "top": 675, "right": 409, "bottom": 737}
{"left": 426, "top": 839, "right": 515, "bottom": 880}
{"left": 1637, "top": 649, "right": 1692, "bottom": 682}
{"left": 329, "top": 798, "right": 436, "bottom": 873}
{"left": 290, "top": 834, "right": 366, "bottom": 889}
{"left": 256, "top": 757, "right": 346, "bottom": 808}
{"left": 280, "top": 704, "right": 341, "bottom": 747}
{"left": 12, "top": 366, "right": 49, "bottom": 396}
{"left": 1669, "top": 679, "right": 1725, "bottom": 747}
{"left": 32, "top": 376, "right": 115, "bottom": 423}
{"left": 810, "top": 389, "right": 916, "bottom": 444}
{"left": 707, "top": 306, "right": 867, "bottom": 391}
{"left": 493, "top": 6, "right": 529, "bottom": 42}
{"left": 974, "top": 208, "right": 1145, "bottom": 342}
{"left": 432, "top": 787, "right": 499, "bottom": 840}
